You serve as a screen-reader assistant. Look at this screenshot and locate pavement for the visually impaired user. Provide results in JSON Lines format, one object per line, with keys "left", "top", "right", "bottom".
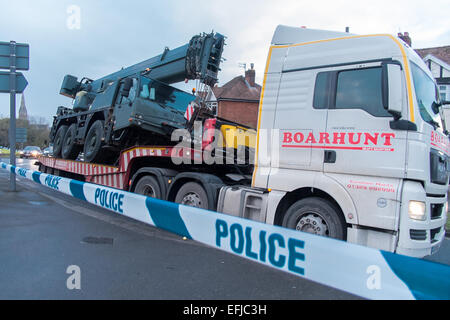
{"left": 0, "top": 159, "right": 359, "bottom": 300}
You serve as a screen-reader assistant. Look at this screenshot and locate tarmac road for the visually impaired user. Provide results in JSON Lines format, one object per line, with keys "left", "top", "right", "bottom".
{"left": 0, "top": 158, "right": 360, "bottom": 300}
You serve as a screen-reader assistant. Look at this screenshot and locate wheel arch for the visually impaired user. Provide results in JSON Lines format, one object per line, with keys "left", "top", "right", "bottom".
{"left": 51, "top": 118, "right": 74, "bottom": 142}
{"left": 273, "top": 186, "right": 352, "bottom": 229}
{"left": 84, "top": 111, "right": 106, "bottom": 140}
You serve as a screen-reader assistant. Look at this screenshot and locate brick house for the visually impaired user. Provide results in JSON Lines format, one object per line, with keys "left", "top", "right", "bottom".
{"left": 415, "top": 46, "right": 450, "bottom": 102}
{"left": 205, "top": 65, "right": 261, "bottom": 128}
{"left": 397, "top": 32, "right": 450, "bottom": 127}
{"left": 398, "top": 32, "right": 450, "bottom": 101}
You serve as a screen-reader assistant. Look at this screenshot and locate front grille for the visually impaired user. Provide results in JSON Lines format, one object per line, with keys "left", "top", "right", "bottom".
{"left": 430, "top": 203, "right": 444, "bottom": 219}
{"left": 430, "top": 227, "right": 441, "bottom": 243}
{"left": 410, "top": 229, "right": 427, "bottom": 241}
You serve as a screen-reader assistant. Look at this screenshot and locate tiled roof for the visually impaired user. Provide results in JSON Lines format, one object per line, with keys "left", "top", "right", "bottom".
{"left": 212, "top": 76, "right": 261, "bottom": 101}
{"left": 415, "top": 46, "right": 450, "bottom": 66}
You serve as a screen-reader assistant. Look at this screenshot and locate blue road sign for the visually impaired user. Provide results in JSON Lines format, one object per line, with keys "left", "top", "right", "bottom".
{"left": 0, "top": 42, "right": 29, "bottom": 70}
{"left": 0, "top": 71, "right": 28, "bottom": 93}
{"left": 16, "top": 128, "right": 27, "bottom": 143}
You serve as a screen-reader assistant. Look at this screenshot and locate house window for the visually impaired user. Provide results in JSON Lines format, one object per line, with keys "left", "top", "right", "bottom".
{"left": 439, "top": 86, "right": 447, "bottom": 101}
{"left": 206, "top": 101, "right": 218, "bottom": 114}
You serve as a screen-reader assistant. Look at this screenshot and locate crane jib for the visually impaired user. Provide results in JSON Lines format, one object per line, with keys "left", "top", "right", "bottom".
{"left": 63, "top": 32, "right": 225, "bottom": 96}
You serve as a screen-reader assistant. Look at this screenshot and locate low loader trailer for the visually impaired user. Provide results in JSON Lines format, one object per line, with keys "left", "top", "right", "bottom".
{"left": 40, "top": 25, "right": 449, "bottom": 258}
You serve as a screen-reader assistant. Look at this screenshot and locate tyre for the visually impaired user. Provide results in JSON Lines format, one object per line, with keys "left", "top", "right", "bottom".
{"left": 53, "top": 125, "right": 68, "bottom": 157}
{"left": 83, "top": 120, "right": 105, "bottom": 163}
{"left": 175, "top": 182, "right": 209, "bottom": 209}
{"left": 282, "top": 197, "right": 346, "bottom": 240}
{"left": 61, "top": 123, "right": 81, "bottom": 160}
{"left": 134, "top": 175, "right": 162, "bottom": 199}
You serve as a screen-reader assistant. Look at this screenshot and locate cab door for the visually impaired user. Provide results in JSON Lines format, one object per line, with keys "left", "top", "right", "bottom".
{"left": 319, "top": 61, "right": 408, "bottom": 230}
{"left": 320, "top": 61, "right": 407, "bottom": 178}
{"left": 113, "top": 78, "right": 137, "bottom": 130}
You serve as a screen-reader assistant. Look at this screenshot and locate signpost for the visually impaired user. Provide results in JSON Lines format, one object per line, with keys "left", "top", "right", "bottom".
{"left": 0, "top": 41, "right": 29, "bottom": 191}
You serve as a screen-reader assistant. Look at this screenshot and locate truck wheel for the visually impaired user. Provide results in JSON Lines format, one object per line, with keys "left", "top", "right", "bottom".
{"left": 84, "top": 120, "right": 105, "bottom": 163}
{"left": 53, "top": 125, "right": 68, "bottom": 157}
{"left": 61, "top": 123, "right": 81, "bottom": 160}
{"left": 134, "top": 175, "right": 162, "bottom": 199}
{"left": 175, "top": 182, "right": 209, "bottom": 209}
{"left": 282, "top": 197, "right": 346, "bottom": 240}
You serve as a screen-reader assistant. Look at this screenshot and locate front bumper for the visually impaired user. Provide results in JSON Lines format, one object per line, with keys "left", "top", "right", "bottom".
{"left": 396, "top": 180, "right": 447, "bottom": 258}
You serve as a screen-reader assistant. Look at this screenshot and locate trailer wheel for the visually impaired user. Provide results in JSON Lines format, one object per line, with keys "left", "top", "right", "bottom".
{"left": 282, "top": 197, "right": 346, "bottom": 240}
{"left": 53, "top": 125, "right": 68, "bottom": 157}
{"left": 175, "top": 182, "right": 209, "bottom": 209}
{"left": 84, "top": 120, "right": 105, "bottom": 163}
{"left": 61, "top": 123, "right": 81, "bottom": 160}
{"left": 134, "top": 175, "right": 162, "bottom": 199}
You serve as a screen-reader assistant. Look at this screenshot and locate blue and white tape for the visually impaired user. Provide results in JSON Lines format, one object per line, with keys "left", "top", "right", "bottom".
{"left": 2, "top": 162, "right": 450, "bottom": 300}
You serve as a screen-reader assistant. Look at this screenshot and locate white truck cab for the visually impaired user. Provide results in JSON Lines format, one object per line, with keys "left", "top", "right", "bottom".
{"left": 219, "top": 25, "right": 448, "bottom": 258}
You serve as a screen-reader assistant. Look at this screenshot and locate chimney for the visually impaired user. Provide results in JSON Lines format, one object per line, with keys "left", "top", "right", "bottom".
{"left": 397, "top": 32, "right": 412, "bottom": 47}
{"left": 245, "top": 63, "right": 255, "bottom": 87}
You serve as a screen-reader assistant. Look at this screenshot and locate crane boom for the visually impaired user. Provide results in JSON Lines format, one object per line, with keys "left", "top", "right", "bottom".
{"left": 60, "top": 32, "right": 225, "bottom": 98}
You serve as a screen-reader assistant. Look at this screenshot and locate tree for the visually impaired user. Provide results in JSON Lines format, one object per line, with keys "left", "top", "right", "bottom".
{"left": 0, "top": 117, "right": 50, "bottom": 149}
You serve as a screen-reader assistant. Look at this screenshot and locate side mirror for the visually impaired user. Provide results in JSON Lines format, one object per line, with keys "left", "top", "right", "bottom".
{"left": 383, "top": 63, "right": 403, "bottom": 118}
{"left": 120, "top": 78, "right": 133, "bottom": 97}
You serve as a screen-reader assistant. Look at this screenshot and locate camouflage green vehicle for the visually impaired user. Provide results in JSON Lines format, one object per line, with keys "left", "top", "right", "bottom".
{"left": 49, "top": 32, "right": 224, "bottom": 164}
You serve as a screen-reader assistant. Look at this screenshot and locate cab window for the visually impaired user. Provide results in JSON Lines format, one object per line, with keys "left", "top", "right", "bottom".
{"left": 335, "top": 67, "right": 390, "bottom": 117}
{"left": 313, "top": 67, "right": 391, "bottom": 117}
{"left": 139, "top": 76, "right": 195, "bottom": 113}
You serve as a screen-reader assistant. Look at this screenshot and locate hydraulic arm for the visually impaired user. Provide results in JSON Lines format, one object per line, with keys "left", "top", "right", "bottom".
{"left": 60, "top": 32, "right": 225, "bottom": 99}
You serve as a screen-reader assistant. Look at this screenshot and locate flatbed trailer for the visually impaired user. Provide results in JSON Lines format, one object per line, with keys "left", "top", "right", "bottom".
{"left": 39, "top": 146, "right": 179, "bottom": 190}
{"left": 38, "top": 140, "right": 254, "bottom": 211}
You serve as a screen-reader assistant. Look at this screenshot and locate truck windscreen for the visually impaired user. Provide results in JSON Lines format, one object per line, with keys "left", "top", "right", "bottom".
{"left": 139, "top": 76, "right": 196, "bottom": 113}
{"left": 410, "top": 62, "right": 444, "bottom": 130}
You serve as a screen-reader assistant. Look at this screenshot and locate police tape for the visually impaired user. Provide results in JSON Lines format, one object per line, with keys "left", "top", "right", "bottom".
{"left": 1, "top": 161, "right": 450, "bottom": 300}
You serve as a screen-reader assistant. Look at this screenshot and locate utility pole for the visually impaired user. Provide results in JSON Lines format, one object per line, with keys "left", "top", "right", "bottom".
{"left": 9, "top": 41, "right": 16, "bottom": 191}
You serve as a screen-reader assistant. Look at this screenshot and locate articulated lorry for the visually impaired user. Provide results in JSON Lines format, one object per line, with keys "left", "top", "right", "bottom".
{"left": 40, "top": 25, "right": 449, "bottom": 258}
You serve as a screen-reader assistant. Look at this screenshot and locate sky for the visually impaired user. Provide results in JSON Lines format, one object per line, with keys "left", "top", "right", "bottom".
{"left": 0, "top": 0, "right": 449, "bottom": 124}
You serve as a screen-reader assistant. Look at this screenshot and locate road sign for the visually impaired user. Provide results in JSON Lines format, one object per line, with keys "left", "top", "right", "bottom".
{"left": 16, "top": 128, "right": 27, "bottom": 143}
{"left": 0, "top": 42, "right": 29, "bottom": 70}
{"left": 1, "top": 40, "right": 30, "bottom": 191}
{"left": 0, "top": 71, "right": 28, "bottom": 93}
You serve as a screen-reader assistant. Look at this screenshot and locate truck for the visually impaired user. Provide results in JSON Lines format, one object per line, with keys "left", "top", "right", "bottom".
{"left": 49, "top": 32, "right": 235, "bottom": 164}
{"left": 39, "top": 25, "right": 449, "bottom": 258}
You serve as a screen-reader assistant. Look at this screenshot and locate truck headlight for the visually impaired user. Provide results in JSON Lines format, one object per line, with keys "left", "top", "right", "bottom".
{"left": 408, "top": 201, "right": 426, "bottom": 221}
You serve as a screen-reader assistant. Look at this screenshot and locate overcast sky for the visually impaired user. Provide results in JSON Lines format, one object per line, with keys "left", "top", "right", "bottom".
{"left": 0, "top": 0, "right": 449, "bottom": 124}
